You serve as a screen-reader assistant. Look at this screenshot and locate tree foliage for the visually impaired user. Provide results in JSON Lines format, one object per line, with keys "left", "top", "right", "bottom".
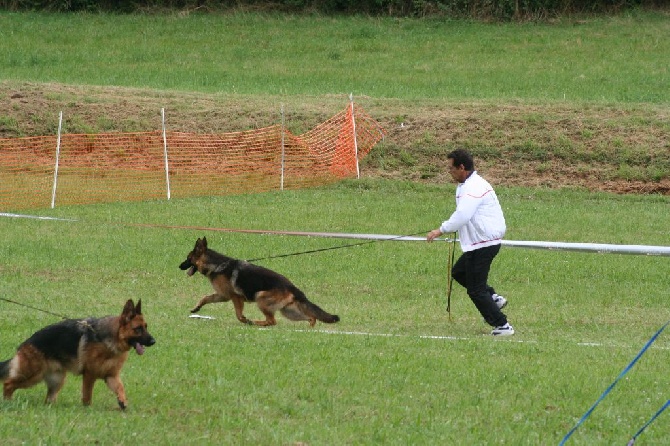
{"left": 0, "top": 0, "right": 666, "bottom": 19}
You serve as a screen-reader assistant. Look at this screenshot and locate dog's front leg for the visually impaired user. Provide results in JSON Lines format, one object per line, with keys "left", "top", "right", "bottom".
{"left": 105, "top": 375, "right": 128, "bottom": 410}
{"left": 231, "top": 295, "right": 253, "bottom": 325}
{"left": 191, "top": 293, "right": 225, "bottom": 313}
{"left": 81, "top": 373, "right": 96, "bottom": 406}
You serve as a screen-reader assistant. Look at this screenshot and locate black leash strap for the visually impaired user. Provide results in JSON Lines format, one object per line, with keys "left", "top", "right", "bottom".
{"left": 0, "top": 296, "right": 69, "bottom": 320}
{"left": 246, "top": 230, "right": 432, "bottom": 262}
{"left": 1, "top": 229, "right": 438, "bottom": 320}
{"left": 446, "top": 232, "right": 457, "bottom": 319}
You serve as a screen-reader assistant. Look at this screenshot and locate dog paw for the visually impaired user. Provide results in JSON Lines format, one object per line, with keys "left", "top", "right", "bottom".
{"left": 118, "top": 400, "right": 127, "bottom": 410}
{"left": 190, "top": 307, "right": 201, "bottom": 313}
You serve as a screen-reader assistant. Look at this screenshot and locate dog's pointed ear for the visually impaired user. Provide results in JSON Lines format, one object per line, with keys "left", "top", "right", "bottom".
{"left": 135, "top": 299, "right": 142, "bottom": 315}
{"left": 202, "top": 236, "right": 207, "bottom": 247}
{"left": 121, "top": 299, "right": 136, "bottom": 323}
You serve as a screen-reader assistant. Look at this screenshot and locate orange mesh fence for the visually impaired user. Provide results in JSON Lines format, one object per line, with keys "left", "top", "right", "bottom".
{"left": 0, "top": 105, "right": 385, "bottom": 211}
{"left": 300, "top": 105, "right": 382, "bottom": 178}
{"left": 0, "top": 136, "right": 58, "bottom": 210}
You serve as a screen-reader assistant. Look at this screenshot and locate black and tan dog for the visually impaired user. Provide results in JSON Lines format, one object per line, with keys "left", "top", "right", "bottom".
{"left": 0, "top": 299, "right": 155, "bottom": 409}
{"left": 180, "top": 237, "right": 339, "bottom": 327}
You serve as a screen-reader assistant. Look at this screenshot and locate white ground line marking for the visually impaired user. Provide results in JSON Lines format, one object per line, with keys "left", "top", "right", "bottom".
{"left": 190, "top": 317, "right": 670, "bottom": 350}
{"left": 0, "top": 212, "right": 77, "bottom": 222}
{"left": 282, "top": 328, "right": 669, "bottom": 350}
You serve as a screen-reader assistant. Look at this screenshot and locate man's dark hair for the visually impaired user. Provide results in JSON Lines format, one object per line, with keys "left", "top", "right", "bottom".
{"left": 447, "top": 149, "right": 474, "bottom": 171}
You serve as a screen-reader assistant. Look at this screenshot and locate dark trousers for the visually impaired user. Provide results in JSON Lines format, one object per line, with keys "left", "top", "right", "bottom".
{"left": 451, "top": 244, "right": 507, "bottom": 327}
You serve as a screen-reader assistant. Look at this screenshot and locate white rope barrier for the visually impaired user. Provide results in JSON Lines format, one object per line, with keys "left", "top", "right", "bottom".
{"left": 1, "top": 213, "right": 669, "bottom": 256}
{"left": 500, "top": 239, "right": 670, "bottom": 257}
{"left": 251, "top": 230, "right": 670, "bottom": 256}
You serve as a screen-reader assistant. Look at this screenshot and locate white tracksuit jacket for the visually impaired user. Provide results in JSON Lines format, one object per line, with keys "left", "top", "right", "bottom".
{"left": 438, "top": 171, "right": 506, "bottom": 252}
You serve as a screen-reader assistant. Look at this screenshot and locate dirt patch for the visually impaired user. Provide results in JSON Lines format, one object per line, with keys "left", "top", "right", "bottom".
{"left": 1, "top": 81, "right": 668, "bottom": 195}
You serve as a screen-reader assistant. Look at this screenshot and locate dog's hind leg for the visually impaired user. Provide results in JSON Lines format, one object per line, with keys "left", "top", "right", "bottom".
{"left": 191, "top": 293, "right": 226, "bottom": 313}
{"left": 2, "top": 354, "right": 46, "bottom": 400}
{"left": 254, "top": 308, "right": 278, "bottom": 326}
{"left": 252, "top": 292, "right": 284, "bottom": 326}
{"left": 44, "top": 370, "right": 66, "bottom": 404}
{"left": 279, "top": 302, "right": 315, "bottom": 326}
{"left": 3, "top": 373, "right": 44, "bottom": 400}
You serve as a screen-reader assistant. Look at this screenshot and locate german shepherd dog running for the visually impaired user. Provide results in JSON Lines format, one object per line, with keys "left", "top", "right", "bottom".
{"left": 179, "top": 237, "right": 339, "bottom": 327}
{"left": 0, "top": 299, "right": 155, "bottom": 409}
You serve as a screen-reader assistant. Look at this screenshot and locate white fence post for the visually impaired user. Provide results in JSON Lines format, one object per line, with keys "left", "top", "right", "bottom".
{"left": 280, "top": 103, "right": 285, "bottom": 191}
{"left": 349, "top": 93, "right": 360, "bottom": 179}
{"left": 161, "top": 108, "right": 171, "bottom": 200}
{"left": 50, "top": 111, "right": 63, "bottom": 209}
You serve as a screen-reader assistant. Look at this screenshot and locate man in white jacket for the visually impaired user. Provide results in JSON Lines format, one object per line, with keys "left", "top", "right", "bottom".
{"left": 427, "top": 149, "right": 514, "bottom": 336}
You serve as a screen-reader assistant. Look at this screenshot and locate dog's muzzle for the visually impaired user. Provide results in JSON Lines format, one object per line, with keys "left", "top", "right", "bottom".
{"left": 179, "top": 260, "right": 197, "bottom": 276}
{"left": 133, "top": 336, "right": 156, "bottom": 355}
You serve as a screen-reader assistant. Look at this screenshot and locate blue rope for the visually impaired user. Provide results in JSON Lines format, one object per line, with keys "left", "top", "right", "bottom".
{"left": 627, "top": 399, "right": 670, "bottom": 446}
{"left": 559, "top": 320, "right": 669, "bottom": 445}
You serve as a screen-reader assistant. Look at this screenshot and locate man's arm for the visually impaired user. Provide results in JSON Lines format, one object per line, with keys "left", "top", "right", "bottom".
{"left": 426, "top": 193, "right": 480, "bottom": 242}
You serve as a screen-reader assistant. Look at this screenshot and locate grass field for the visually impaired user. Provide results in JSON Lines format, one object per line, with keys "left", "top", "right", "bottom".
{"left": 1, "top": 10, "right": 669, "bottom": 103}
{"left": 0, "top": 8, "right": 669, "bottom": 445}
{"left": 0, "top": 180, "right": 669, "bottom": 444}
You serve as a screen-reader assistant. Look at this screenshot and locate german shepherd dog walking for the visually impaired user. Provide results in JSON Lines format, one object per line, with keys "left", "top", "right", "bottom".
{"left": 179, "top": 237, "right": 339, "bottom": 327}
{"left": 0, "top": 299, "right": 155, "bottom": 409}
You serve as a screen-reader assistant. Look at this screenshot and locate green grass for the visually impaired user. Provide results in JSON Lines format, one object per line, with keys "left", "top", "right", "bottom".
{"left": 0, "top": 8, "right": 669, "bottom": 444}
{"left": 0, "top": 11, "right": 669, "bottom": 102}
{"left": 1, "top": 180, "right": 668, "bottom": 444}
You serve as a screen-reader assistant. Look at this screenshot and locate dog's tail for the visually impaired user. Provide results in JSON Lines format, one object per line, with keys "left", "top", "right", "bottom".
{"left": 290, "top": 288, "right": 340, "bottom": 324}
{"left": 304, "top": 301, "right": 340, "bottom": 323}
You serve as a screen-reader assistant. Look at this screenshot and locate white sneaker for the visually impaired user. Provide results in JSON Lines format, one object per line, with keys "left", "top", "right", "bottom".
{"left": 492, "top": 293, "right": 507, "bottom": 309}
{"left": 491, "top": 323, "right": 515, "bottom": 336}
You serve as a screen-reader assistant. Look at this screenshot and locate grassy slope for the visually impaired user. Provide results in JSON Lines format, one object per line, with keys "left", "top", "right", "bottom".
{"left": 0, "top": 10, "right": 669, "bottom": 193}
{"left": 1, "top": 82, "right": 669, "bottom": 194}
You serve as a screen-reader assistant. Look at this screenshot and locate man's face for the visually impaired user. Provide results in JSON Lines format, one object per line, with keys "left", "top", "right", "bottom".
{"left": 447, "top": 158, "right": 468, "bottom": 183}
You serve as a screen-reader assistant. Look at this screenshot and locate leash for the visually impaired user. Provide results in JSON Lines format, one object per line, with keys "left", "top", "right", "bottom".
{"left": 0, "top": 229, "right": 434, "bottom": 320}
{"left": 445, "top": 232, "right": 457, "bottom": 320}
{"left": 245, "top": 230, "right": 434, "bottom": 262}
{"left": 245, "top": 230, "right": 460, "bottom": 320}
{"left": 0, "top": 297, "right": 112, "bottom": 344}
{"left": 124, "top": 222, "right": 436, "bottom": 261}
{"left": 0, "top": 296, "right": 69, "bottom": 320}
{"left": 1, "top": 228, "right": 452, "bottom": 321}
{"left": 559, "top": 319, "right": 669, "bottom": 445}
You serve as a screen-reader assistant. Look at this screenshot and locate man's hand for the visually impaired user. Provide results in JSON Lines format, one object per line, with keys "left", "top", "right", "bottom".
{"left": 426, "top": 229, "right": 443, "bottom": 242}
